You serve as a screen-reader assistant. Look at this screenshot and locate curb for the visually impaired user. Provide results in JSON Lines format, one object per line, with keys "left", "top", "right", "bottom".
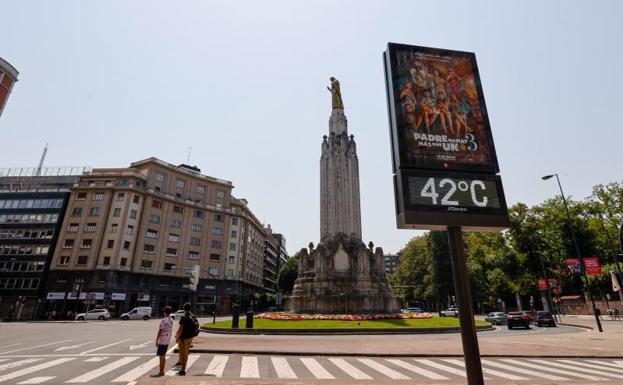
{"left": 200, "top": 325, "right": 494, "bottom": 335}
{"left": 557, "top": 322, "right": 594, "bottom": 330}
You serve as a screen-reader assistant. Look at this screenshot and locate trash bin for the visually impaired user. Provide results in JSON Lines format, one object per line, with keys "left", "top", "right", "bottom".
{"left": 231, "top": 304, "right": 240, "bottom": 329}
{"left": 245, "top": 311, "right": 254, "bottom": 329}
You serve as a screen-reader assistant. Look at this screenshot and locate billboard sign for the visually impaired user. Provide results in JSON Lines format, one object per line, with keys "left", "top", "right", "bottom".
{"left": 583, "top": 256, "right": 602, "bottom": 276}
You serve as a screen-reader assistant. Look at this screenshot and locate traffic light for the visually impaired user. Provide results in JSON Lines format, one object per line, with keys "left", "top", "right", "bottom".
{"left": 189, "top": 264, "right": 200, "bottom": 292}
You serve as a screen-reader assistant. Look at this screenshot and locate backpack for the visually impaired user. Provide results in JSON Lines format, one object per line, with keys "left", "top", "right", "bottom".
{"left": 191, "top": 315, "right": 200, "bottom": 337}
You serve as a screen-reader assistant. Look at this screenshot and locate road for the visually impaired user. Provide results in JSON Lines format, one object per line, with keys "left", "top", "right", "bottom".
{"left": 0, "top": 319, "right": 620, "bottom": 385}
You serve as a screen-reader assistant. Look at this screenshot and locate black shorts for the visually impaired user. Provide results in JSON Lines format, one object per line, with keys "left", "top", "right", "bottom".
{"left": 156, "top": 344, "right": 168, "bottom": 356}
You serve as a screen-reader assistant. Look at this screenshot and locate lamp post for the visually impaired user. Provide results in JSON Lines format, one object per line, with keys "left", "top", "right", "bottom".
{"left": 542, "top": 173, "right": 603, "bottom": 332}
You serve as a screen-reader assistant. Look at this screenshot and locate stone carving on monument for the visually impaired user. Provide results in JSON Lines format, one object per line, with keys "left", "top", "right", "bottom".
{"left": 289, "top": 77, "right": 400, "bottom": 314}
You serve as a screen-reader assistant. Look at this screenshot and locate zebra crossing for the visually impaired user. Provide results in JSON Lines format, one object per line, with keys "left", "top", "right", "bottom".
{"left": 0, "top": 354, "right": 622, "bottom": 384}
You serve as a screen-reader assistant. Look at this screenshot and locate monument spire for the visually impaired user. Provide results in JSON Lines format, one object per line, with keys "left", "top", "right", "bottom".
{"left": 327, "top": 77, "right": 348, "bottom": 136}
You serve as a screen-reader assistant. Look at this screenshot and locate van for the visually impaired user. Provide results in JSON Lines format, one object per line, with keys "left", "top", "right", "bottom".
{"left": 120, "top": 307, "right": 152, "bottom": 320}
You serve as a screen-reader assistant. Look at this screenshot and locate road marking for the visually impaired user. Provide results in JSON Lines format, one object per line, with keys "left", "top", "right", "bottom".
{"left": 414, "top": 359, "right": 469, "bottom": 377}
{"left": 16, "top": 376, "right": 56, "bottom": 384}
{"left": 165, "top": 354, "right": 199, "bottom": 376}
{"left": 443, "top": 358, "right": 527, "bottom": 380}
{"left": 129, "top": 341, "right": 151, "bottom": 351}
{"left": 527, "top": 359, "right": 623, "bottom": 379}
{"left": 79, "top": 339, "right": 132, "bottom": 355}
{"left": 204, "top": 355, "right": 229, "bottom": 377}
{"left": 0, "top": 340, "right": 73, "bottom": 355}
{"left": 0, "top": 344, "right": 21, "bottom": 350}
{"left": 386, "top": 359, "right": 449, "bottom": 380}
{"left": 358, "top": 358, "right": 409, "bottom": 380}
{"left": 300, "top": 358, "right": 335, "bottom": 379}
{"left": 112, "top": 357, "right": 161, "bottom": 382}
{"left": 560, "top": 359, "right": 623, "bottom": 374}
{"left": 83, "top": 357, "right": 108, "bottom": 362}
{"left": 54, "top": 342, "right": 95, "bottom": 352}
{"left": 481, "top": 359, "right": 569, "bottom": 381}
{"left": 501, "top": 359, "right": 604, "bottom": 381}
{"left": 240, "top": 356, "right": 260, "bottom": 378}
{"left": 0, "top": 359, "right": 42, "bottom": 372}
{"left": 0, "top": 357, "right": 75, "bottom": 383}
{"left": 329, "top": 358, "right": 372, "bottom": 380}
{"left": 65, "top": 356, "right": 140, "bottom": 383}
{"left": 271, "top": 357, "right": 297, "bottom": 379}
{"left": 585, "top": 359, "right": 623, "bottom": 370}
{"left": 0, "top": 361, "right": 6, "bottom": 364}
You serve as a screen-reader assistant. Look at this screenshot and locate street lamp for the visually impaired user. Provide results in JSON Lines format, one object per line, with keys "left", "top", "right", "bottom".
{"left": 542, "top": 173, "right": 603, "bottom": 332}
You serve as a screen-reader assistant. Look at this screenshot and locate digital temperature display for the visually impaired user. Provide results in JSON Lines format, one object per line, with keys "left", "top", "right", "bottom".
{"left": 408, "top": 177, "right": 502, "bottom": 210}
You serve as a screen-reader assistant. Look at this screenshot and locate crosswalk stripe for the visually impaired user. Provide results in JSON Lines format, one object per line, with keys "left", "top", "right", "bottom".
{"left": 585, "top": 359, "right": 623, "bottom": 370}
{"left": 165, "top": 354, "right": 199, "bottom": 376}
{"left": 442, "top": 358, "right": 527, "bottom": 380}
{"left": 79, "top": 339, "right": 132, "bottom": 355}
{"left": 240, "top": 356, "right": 260, "bottom": 378}
{"left": 0, "top": 360, "right": 7, "bottom": 363}
{"left": 16, "top": 377, "right": 56, "bottom": 384}
{"left": 559, "top": 359, "right": 623, "bottom": 374}
{"left": 66, "top": 356, "right": 139, "bottom": 383}
{"left": 111, "top": 357, "right": 161, "bottom": 382}
{"left": 0, "top": 341, "right": 72, "bottom": 356}
{"left": 83, "top": 357, "right": 108, "bottom": 362}
{"left": 329, "top": 358, "right": 372, "bottom": 380}
{"left": 527, "top": 359, "right": 623, "bottom": 379}
{"left": 271, "top": 357, "right": 297, "bottom": 379}
{"left": 386, "top": 359, "right": 449, "bottom": 380}
{"left": 204, "top": 355, "right": 229, "bottom": 377}
{"left": 414, "top": 359, "right": 469, "bottom": 377}
{"left": 0, "top": 359, "right": 41, "bottom": 372}
{"left": 300, "top": 358, "right": 335, "bottom": 379}
{"left": 501, "top": 359, "right": 604, "bottom": 381}
{"left": 358, "top": 358, "right": 409, "bottom": 380}
{"left": 0, "top": 358, "right": 75, "bottom": 383}
{"left": 480, "top": 359, "right": 569, "bottom": 381}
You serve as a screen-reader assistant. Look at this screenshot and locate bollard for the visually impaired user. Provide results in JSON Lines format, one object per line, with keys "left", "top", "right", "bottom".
{"left": 245, "top": 311, "right": 254, "bottom": 329}
{"left": 231, "top": 304, "right": 240, "bottom": 329}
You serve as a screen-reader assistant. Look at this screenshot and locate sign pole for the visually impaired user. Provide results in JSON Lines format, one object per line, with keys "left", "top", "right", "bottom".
{"left": 447, "top": 226, "right": 484, "bottom": 385}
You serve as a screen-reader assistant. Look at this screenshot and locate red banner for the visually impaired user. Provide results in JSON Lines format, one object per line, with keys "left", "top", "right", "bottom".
{"left": 537, "top": 278, "right": 558, "bottom": 291}
{"left": 583, "top": 256, "right": 602, "bottom": 276}
{"left": 538, "top": 278, "right": 548, "bottom": 291}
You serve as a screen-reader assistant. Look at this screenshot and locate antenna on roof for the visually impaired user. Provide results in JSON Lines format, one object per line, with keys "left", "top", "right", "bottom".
{"left": 35, "top": 142, "right": 48, "bottom": 176}
{"left": 186, "top": 146, "right": 192, "bottom": 164}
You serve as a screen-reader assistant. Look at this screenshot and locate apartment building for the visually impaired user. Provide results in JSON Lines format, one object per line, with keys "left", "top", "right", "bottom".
{"left": 384, "top": 253, "right": 402, "bottom": 274}
{"left": 46, "top": 158, "right": 269, "bottom": 316}
{"left": 263, "top": 225, "right": 279, "bottom": 293}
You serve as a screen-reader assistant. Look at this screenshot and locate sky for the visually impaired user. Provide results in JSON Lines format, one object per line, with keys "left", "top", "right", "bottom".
{"left": 1, "top": 1, "right": 622, "bottom": 254}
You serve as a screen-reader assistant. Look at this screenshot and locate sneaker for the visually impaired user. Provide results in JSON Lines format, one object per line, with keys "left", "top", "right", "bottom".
{"left": 150, "top": 373, "right": 164, "bottom": 378}
{"left": 171, "top": 363, "right": 181, "bottom": 371}
{"left": 177, "top": 370, "right": 186, "bottom": 376}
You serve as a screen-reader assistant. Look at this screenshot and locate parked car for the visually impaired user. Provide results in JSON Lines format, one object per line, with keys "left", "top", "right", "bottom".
{"left": 506, "top": 311, "right": 533, "bottom": 329}
{"left": 75, "top": 309, "right": 111, "bottom": 321}
{"left": 402, "top": 307, "right": 424, "bottom": 313}
{"left": 120, "top": 307, "right": 152, "bottom": 320}
{"left": 170, "top": 310, "right": 186, "bottom": 320}
{"left": 440, "top": 307, "right": 459, "bottom": 317}
{"left": 485, "top": 312, "right": 507, "bottom": 325}
{"left": 534, "top": 311, "right": 556, "bottom": 327}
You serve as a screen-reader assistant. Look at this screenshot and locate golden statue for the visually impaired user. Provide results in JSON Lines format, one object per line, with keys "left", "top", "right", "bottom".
{"left": 327, "top": 77, "right": 344, "bottom": 110}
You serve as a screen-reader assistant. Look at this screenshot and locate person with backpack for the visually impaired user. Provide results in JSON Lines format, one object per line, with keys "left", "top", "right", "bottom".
{"left": 174, "top": 302, "right": 199, "bottom": 376}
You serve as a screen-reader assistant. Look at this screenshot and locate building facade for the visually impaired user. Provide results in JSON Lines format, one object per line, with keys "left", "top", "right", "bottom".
{"left": 46, "top": 158, "right": 270, "bottom": 317}
{"left": 272, "top": 233, "right": 289, "bottom": 272}
{"left": 0, "top": 57, "right": 19, "bottom": 118}
{"left": 0, "top": 167, "right": 85, "bottom": 320}
{"left": 262, "top": 225, "right": 279, "bottom": 293}
{"left": 384, "top": 253, "right": 402, "bottom": 274}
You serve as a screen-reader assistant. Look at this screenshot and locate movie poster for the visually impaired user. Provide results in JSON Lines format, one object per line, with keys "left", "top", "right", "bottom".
{"left": 385, "top": 43, "right": 499, "bottom": 173}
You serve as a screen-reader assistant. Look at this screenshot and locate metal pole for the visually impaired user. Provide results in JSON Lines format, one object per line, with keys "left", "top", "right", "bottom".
{"left": 447, "top": 226, "right": 484, "bottom": 385}
{"left": 554, "top": 174, "right": 603, "bottom": 332}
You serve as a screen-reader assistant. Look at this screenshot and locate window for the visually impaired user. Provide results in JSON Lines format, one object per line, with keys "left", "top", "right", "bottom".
{"left": 144, "top": 244, "right": 155, "bottom": 254}
{"left": 93, "top": 192, "right": 104, "bottom": 201}
{"left": 217, "top": 190, "right": 225, "bottom": 198}
{"left": 171, "top": 219, "right": 182, "bottom": 228}
{"left": 230, "top": 230, "right": 237, "bottom": 238}
{"left": 209, "top": 253, "right": 220, "bottom": 261}
{"left": 155, "top": 173, "right": 165, "bottom": 182}
{"left": 173, "top": 205, "right": 184, "bottom": 214}
{"left": 85, "top": 223, "right": 96, "bottom": 232}
{"left": 164, "top": 263, "right": 176, "bottom": 272}
{"left": 155, "top": 186, "right": 161, "bottom": 192}
{"left": 232, "top": 217, "right": 239, "bottom": 225}
{"left": 126, "top": 225, "right": 135, "bottom": 235}
{"left": 214, "top": 214, "right": 224, "bottom": 222}
{"left": 102, "top": 256, "right": 110, "bottom": 266}
{"left": 175, "top": 193, "right": 182, "bottom": 199}
{"left": 168, "top": 234, "right": 180, "bottom": 243}
{"left": 106, "top": 239, "right": 114, "bottom": 249}
{"left": 89, "top": 207, "right": 100, "bottom": 216}
{"left": 110, "top": 223, "right": 118, "bottom": 232}
{"left": 59, "top": 256, "right": 70, "bottom": 265}
{"left": 190, "top": 237, "right": 201, "bottom": 246}
{"left": 133, "top": 195, "right": 140, "bottom": 204}
{"left": 196, "top": 185, "right": 205, "bottom": 193}
{"left": 123, "top": 241, "right": 131, "bottom": 250}
{"left": 188, "top": 251, "right": 199, "bottom": 260}
{"left": 68, "top": 223, "right": 79, "bottom": 232}
{"left": 63, "top": 239, "right": 74, "bottom": 248}
{"left": 192, "top": 223, "right": 203, "bottom": 232}
{"left": 76, "top": 192, "right": 87, "bottom": 200}
{"left": 228, "top": 255, "right": 235, "bottom": 264}
{"left": 211, "top": 240, "right": 222, "bottom": 249}
{"left": 120, "top": 257, "right": 127, "bottom": 267}
{"left": 152, "top": 199, "right": 162, "bottom": 209}
{"left": 176, "top": 179, "right": 185, "bottom": 188}
{"left": 81, "top": 239, "right": 92, "bottom": 248}
{"left": 141, "top": 260, "right": 153, "bottom": 269}
{"left": 116, "top": 192, "right": 125, "bottom": 201}
{"left": 212, "top": 226, "right": 224, "bottom": 235}
{"left": 149, "top": 214, "right": 161, "bottom": 223}
{"left": 129, "top": 209, "right": 137, "bottom": 219}
{"left": 194, "top": 210, "right": 204, "bottom": 218}
{"left": 229, "top": 242, "right": 236, "bottom": 251}
{"left": 146, "top": 229, "right": 158, "bottom": 239}
{"left": 71, "top": 207, "right": 83, "bottom": 216}
{"left": 77, "top": 256, "right": 88, "bottom": 265}
{"left": 113, "top": 208, "right": 121, "bottom": 217}
{"left": 166, "top": 248, "right": 178, "bottom": 257}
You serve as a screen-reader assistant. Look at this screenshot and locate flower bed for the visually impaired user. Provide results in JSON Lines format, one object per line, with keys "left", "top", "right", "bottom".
{"left": 255, "top": 312, "right": 433, "bottom": 321}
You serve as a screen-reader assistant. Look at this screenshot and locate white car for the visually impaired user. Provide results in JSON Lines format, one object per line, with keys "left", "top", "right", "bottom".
{"left": 75, "top": 309, "right": 111, "bottom": 321}
{"left": 170, "top": 310, "right": 186, "bottom": 320}
{"left": 120, "top": 307, "right": 152, "bottom": 320}
{"left": 440, "top": 307, "right": 459, "bottom": 317}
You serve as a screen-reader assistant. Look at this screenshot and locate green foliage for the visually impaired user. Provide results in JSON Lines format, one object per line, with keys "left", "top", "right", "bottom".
{"left": 276, "top": 252, "right": 300, "bottom": 294}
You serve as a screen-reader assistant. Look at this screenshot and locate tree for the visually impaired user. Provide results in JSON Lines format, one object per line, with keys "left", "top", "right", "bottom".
{"left": 276, "top": 252, "right": 300, "bottom": 294}
{"left": 390, "top": 235, "right": 435, "bottom": 307}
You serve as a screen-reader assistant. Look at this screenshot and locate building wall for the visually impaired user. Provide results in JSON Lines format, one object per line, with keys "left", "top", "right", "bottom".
{"left": 384, "top": 253, "right": 402, "bottom": 274}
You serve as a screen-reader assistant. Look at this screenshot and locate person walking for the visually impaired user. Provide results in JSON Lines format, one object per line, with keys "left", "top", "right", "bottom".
{"left": 152, "top": 306, "right": 173, "bottom": 377}
{"left": 174, "top": 303, "right": 197, "bottom": 376}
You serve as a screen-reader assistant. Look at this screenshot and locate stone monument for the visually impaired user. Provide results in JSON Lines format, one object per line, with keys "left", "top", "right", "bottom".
{"left": 289, "top": 78, "right": 399, "bottom": 314}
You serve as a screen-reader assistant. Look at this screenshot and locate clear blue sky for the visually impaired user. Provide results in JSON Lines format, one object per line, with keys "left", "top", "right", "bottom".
{"left": 2, "top": 1, "right": 622, "bottom": 254}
